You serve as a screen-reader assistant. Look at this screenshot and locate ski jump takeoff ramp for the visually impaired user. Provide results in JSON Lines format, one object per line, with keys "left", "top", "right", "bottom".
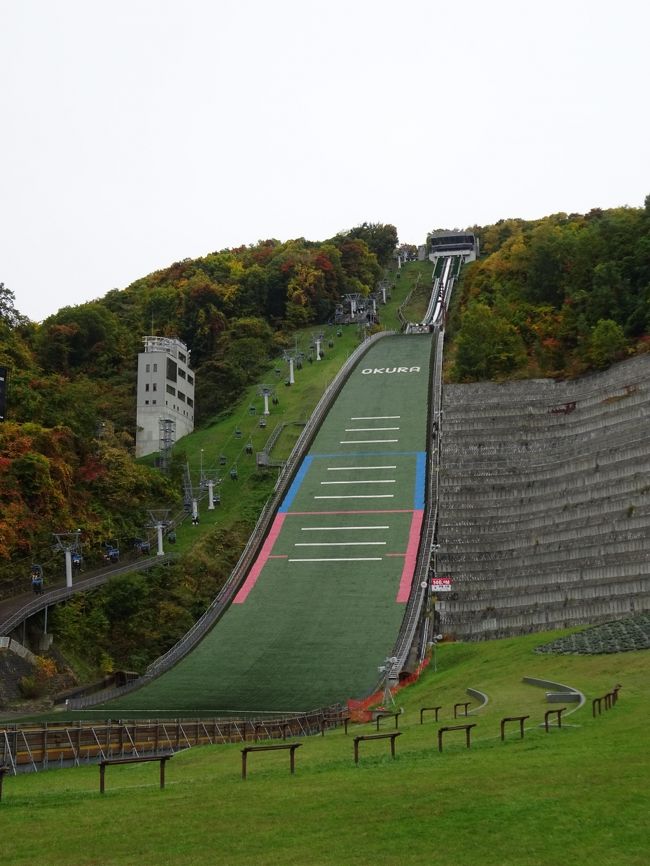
{"left": 105, "top": 334, "right": 434, "bottom": 716}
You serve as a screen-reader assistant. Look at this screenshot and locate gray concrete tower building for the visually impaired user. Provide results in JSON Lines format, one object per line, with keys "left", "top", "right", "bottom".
{"left": 135, "top": 336, "right": 195, "bottom": 458}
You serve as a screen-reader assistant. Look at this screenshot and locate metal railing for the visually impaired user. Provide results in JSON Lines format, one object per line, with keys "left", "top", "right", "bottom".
{"left": 1, "top": 704, "right": 348, "bottom": 774}
{"left": 387, "top": 284, "right": 450, "bottom": 679}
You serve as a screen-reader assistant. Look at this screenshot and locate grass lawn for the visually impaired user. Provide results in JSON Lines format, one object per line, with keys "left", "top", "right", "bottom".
{"left": 2, "top": 631, "right": 648, "bottom": 866}
{"left": 395, "top": 261, "right": 435, "bottom": 324}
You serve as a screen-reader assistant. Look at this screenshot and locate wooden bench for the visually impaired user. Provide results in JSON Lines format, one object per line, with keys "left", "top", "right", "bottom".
{"left": 240, "top": 743, "right": 301, "bottom": 779}
{"left": 420, "top": 706, "right": 442, "bottom": 724}
{"left": 0, "top": 766, "right": 10, "bottom": 803}
{"left": 544, "top": 708, "right": 566, "bottom": 732}
{"left": 438, "top": 723, "right": 476, "bottom": 752}
{"left": 99, "top": 753, "right": 173, "bottom": 794}
{"left": 500, "top": 715, "right": 529, "bottom": 741}
{"left": 353, "top": 732, "right": 401, "bottom": 764}
{"left": 375, "top": 711, "right": 400, "bottom": 731}
{"left": 453, "top": 701, "right": 471, "bottom": 718}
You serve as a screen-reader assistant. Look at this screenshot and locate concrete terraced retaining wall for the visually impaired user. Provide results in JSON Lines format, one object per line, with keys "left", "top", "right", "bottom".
{"left": 437, "top": 354, "right": 650, "bottom": 640}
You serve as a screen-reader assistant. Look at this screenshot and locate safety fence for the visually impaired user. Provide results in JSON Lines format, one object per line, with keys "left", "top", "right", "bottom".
{"left": 1, "top": 704, "right": 348, "bottom": 774}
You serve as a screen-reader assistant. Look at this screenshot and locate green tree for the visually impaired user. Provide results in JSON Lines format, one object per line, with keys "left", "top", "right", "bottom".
{"left": 0, "top": 282, "right": 28, "bottom": 328}
{"left": 589, "top": 319, "right": 627, "bottom": 368}
{"left": 344, "top": 223, "right": 398, "bottom": 266}
{"left": 453, "top": 303, "right": 527, "bottom": 381}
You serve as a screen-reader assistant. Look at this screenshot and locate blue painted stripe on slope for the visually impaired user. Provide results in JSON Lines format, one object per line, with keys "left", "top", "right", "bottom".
{"left": 279, "top": 456, "right": 314, "bottom": 512}
{"left": 414, "top": 452, "right": 426, "bottom": 510}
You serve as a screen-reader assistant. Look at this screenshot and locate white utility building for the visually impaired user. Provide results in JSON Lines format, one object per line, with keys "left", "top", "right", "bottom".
{"left": 135, "top": 336, "right": 195, "bottom": 458}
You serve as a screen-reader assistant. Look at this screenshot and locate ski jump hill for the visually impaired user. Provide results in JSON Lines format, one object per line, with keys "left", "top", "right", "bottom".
{"left": 75, "top": 332, "right": 438, "bottom": 717}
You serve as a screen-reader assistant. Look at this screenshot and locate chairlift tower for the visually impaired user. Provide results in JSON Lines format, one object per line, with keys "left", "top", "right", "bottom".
{"left": 147, "top": 509, "right": 170, "bottom": 556}
{"left": 311, "top": 332, "right": 324, "bottom": 360}
{"left": 258, "top": 384, "right": 275, "bottom": 415}
{"left": 198, "top": 451, "right": 220, "bottom": 510}
{"left": 53, "top": 530, "right": 82, "bottom": 588}
{"left": 343, "top": 293, "right": 363, "bottom": 318}
{"left": 206, "top": 476, "right": 221, "bottom": 510}
{"left": 283, "top": 349, "right": 303, "bottom": 385}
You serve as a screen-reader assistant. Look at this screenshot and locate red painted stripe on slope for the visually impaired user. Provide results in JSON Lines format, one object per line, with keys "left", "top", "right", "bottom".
{"left": 233, "top": 513, "right": 287, "bottom": 603}
{"left": 396, "top": 510, "right": 424, "bottom": 603}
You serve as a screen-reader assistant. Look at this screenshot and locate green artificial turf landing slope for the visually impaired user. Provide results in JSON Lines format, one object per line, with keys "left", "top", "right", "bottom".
{"left": 103, "top": 334, "right": 433, "bottom": 715}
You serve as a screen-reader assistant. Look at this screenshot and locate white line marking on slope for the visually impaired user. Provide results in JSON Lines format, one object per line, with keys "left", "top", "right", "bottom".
{"left": 288, "top": 557, "right": 383, "bottom": 562}
{"left": 314, "top": 494, "right": 394, "bottom": 499}
{"left": 339, "top": 439, "right": 399, "bottom": 444}
{"left": 320, "top": 480, "right": 396, "bottom": 485}
{"left": 300, "top": 526, "right": 390, "bottom": 531}
{"left": 294, "top": 542, "right": 387, "bottom": 547}
{"left": 326, "top": 466, "right": 397, "bottom": 471}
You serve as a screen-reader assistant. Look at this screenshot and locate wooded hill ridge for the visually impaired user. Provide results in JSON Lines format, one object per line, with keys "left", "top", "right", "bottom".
{"left": 448, "top": 197, "right": 650, "bottom": 380}
{"left": 1, "top": 200, "right": 649, "bottom": 590}
{"left": 0, "top": 224, "right": 397, "bottom": 572}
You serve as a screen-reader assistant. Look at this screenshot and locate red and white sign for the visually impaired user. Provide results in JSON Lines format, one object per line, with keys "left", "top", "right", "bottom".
{"left": 431, "top": 577, "right": 453, "bottom": 592}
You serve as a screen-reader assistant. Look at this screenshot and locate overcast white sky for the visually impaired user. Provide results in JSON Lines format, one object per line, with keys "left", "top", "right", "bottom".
{"left": 2, "top": 0, "right": 649, "bottom": 322}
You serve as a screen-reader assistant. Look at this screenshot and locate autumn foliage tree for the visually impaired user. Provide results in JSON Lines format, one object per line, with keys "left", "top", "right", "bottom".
{"left": 450, "top": 199, "right": 650, "bottom": 380}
